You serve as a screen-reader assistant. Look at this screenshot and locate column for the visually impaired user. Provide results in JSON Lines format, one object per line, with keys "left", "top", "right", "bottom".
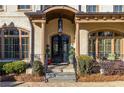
{"left": 95, "top": 37, "right": 99, "bottom": 59}
{"left": 19, "top": 29, "right": 22, "bottom": 59}
{"left": 41, "top": 21, "right": 46, "bottom": 63}
{"left": 111, "top": 38, "right": 115, "bottom": 54}
{"left": 30, "top": 22, "right": 35, "bottom": 65}
{"left": 122, "top": 38, "right": 124, "bottom": 61}
{"left": 80, "top": 29, "right": 89, "bottom": 55}
{"left": 1, "top": 29, "right": 4, "bottom": 59}
{"left": 75, "top": 22, "right": 80, "bottom": 57}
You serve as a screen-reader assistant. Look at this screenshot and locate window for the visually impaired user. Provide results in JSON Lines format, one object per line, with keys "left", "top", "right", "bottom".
{"left": 0, "top": 37, "right": 1, "bottom": 59}
{"left": 4, "top": 37, "right": 20, "bottom": 59}
{"left": 79, "top": 5, "right": 81, "bottom": 11}
{"left": 22, "top": 37, "right": 29, "bottom": 58}
{"left": 18, "top": 5, "right": 31, "bottom": 10}
{"left": 0, "top": 5, "right": 3, "bottom": 11}
{"left": 98, "top": 39, "right": 111, "bottom": 58}
{"left": 113, "top": 5, "right": 123, "bottom": 12}
{"left": 89, "top": 31, "right": 123, "bottom": 59}
{"left": 86, "top": 5, "right": 98, "bottom": 12}
{"left": 0, "top": 28, "right": 29, "bottom": 59}
{"left": 89, "top": 39, "right": 96, "bottom": 58}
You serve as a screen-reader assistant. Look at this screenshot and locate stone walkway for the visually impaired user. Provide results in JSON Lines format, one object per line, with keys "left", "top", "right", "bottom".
{"left": 1, "top": 81, "right": 124, "bottom": 87}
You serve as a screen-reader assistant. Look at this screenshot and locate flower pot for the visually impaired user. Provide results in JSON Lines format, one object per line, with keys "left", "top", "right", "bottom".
{"left": 100, "top": 68, "right": 105, "bottom": 75}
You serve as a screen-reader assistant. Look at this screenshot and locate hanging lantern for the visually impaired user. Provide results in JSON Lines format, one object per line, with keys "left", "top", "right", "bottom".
{"left": 58, "top": 16, "right": 63, "bottom": 35}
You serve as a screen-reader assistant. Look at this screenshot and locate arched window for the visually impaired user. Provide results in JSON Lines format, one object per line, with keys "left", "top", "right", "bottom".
{"left": 0, "top": 27, "right": 29, "bottom": 59}
{"left": 89, "top": 31, "right": 124, "bottom": 59}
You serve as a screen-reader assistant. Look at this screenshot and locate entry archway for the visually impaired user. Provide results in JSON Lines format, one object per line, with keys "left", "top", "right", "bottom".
{"left": 44, "top": 6, "right": 76, "bottom": 64}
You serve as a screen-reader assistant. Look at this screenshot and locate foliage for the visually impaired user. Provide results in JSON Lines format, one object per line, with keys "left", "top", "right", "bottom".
{"left": 2, "top": 61, "right": 26, "bottom": 74}
{"left": 107, "top": 53, "right": 116, "bottom": 61}
{"left": 69, "top": 45, "right": 75, "bottom": 63}
{"left": 32, "top": 61, "right": 44, "bottom": 76}
{"left": 0, "top": 62, "right": 11, "bottom": 75}
{"left": 99, "top": 61, "right": 124, "bottom": 75}
{"left": 78, "top": 55, "right": 93, "bottom": 75}
{"left": 12, "top": 61, "right": 26, "bottom": 74}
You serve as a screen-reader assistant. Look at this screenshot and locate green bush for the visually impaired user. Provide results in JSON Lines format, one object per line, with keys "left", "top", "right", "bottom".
{"left": 3, "top": 61, "right": 26, "bottom": 74}
{"left": 0, "top": 62, "right": 11, "bottom": 75}
{"left": 13, "top": 61, "right": 26, "bottom": 74}
{"left": 78, "top": 55, "right": 93, "bottom": 75}
{"left": 32, "top": 61, "right": 44, "bottom": 76}
{"left": 107, "top": 53, "right": 116, "bottom": 61}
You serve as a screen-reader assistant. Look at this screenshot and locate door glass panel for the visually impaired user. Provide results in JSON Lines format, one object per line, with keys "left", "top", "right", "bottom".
{"left": 52, "top": 35, "right": 69, "bottom": 63}
{"left": 62, "top": 36, "right": 69, "bottom": 62}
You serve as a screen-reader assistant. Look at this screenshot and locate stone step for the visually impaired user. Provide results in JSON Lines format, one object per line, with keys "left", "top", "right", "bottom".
{"left": 48, "top": 79, "right": 76, "bottom": 82}
{"left": 48, "top": 69, "right": 75, "bottom": 73}
{"left": 46, "top": 64, "right": 76, "bottom": 82}
{"left": 48, "top": 75, "right": 76, "bottom": 82}
{"left": 55, "top": 72, "right": 75, "bottom": 76}
{"left": 47, "top": 64, "right": 75, "bottom": 73}
{"left": 46, "top": 72, "right": 76, "bottom": 80}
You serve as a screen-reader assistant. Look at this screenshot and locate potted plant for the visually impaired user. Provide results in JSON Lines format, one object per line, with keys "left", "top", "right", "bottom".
{"left": 99, "top": 59, "right": 105, "bottom": 75}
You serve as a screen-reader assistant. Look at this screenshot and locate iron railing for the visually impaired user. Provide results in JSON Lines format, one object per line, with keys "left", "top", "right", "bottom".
{"left": 72, "top": 55, "right": 78, "bottom": 82}
{"left": 44, "top": 53, "right": 48, "bottom": 82}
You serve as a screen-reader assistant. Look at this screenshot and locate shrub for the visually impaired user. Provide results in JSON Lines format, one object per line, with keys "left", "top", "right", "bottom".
{"left": 0, "top": 62, "right": 11, "bottom": 75}
{"left": 3, "top": 61, "right": 26, "bottom": 74}
{"left": 78, "top": 55, "right": 93, "bottom": 75}
{"left": 13, "top": 61, "right": 26, "bottom": 74}
{"left": 99, "top": 61, "right": 124, "bottom": 75}
{"left": 3, "top": 63, "right": 13, "bottom": 74}
{"left": 32, "top": 61, "right": 44, "bottom": 76}
{"left": 69, "top": 45, "right": 75, "bottom": 63}
{"left": 107, "top": 53, "right": 116, "bottom": 61}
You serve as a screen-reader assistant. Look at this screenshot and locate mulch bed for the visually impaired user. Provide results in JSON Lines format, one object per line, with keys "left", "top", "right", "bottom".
{"left": 0, "top": 74, "right": 44, "bottom": 82}
{"left": 78, "top": 74, "right": 124, "bottom": 82}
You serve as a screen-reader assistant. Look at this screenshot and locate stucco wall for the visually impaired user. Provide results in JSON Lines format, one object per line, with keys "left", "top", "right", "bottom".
{"left": 0, "top": 12, "right": 31, "bottom": 31}
{"left": 79, "top": 29, "right": 88, "bottom": 55}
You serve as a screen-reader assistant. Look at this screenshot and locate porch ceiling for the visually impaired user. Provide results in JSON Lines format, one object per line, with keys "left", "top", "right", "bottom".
{"left": 45, "top": 9, "right": 75, "bottom": 22}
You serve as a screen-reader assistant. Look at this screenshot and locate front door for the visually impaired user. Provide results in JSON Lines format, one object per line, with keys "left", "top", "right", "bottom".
{"left": 51, "top": 34, "right": 69, "bottom": 64}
